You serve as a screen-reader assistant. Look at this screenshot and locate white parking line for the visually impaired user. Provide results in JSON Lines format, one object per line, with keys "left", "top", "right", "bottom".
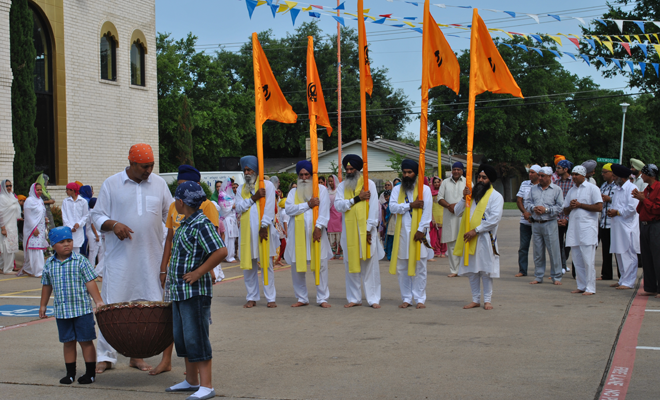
{"left": 0, "top": 296, "right": 47, "bottom": 299}
{"left": 636, "top": 346, "right": 660, "bottom": 350}
{"left": 644, "top": 309, "right": 660, "bottom": 312}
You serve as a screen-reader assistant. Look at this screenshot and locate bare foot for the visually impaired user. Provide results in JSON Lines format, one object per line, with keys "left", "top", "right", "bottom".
{"left": 596, "top": 277, "right": 603, "bottom": 281}
{"left": 655, "top": 294, "right": 660, "bottom": 298}
{"left": 483, "top": 302, "right": 493, "bottom": 310}
{"left": 291, "top": 302, "right": 309, "bottom": 307}
{"left": 399, "top": 302, "right": 411, "bottom": 308}
{"left": 267, "top": 302, "right": 278, "bottom": 308}
{"left": 338, "top": 256, "right": 343, "bottom": 260}
{"left": 583, "top": 292, "right": 595, "bottom": 296}
{"left": 228, "top": 259, "right": 239, "bottom": 263}
{"left": 447, "top": 273, "right": 458, "bottom": 278}
{"left": 440, "top": 254, "right": 447, "bottom": 258}
{"left": 148, "top": 360, "right": 172, "bottom": 375}
{"left": 514, "top": 273, "right": 525, "bottom": 277}
{"left": 616, "top": 286, "right": 632, "bottom": 290}
{"left": 553, "top": 281, "right": 562, "bottom": 285}
{"left": 416, "top": 303, "right": 426, "bottom": 309}
{"left": 370, "top": 304, "right": 381, "bottom": 309}
{"left": 571, "top": 289, "right": 585, "bottom": 294}
{"left": 96, "top": 361, "right": 112, "bottom": 374}
{"left": 129, "top": 358, "right": 152, "bottom": 371}
{"left": 463, "top": 302, "right": 480, "bottom": 309}
{"left": 639, "top": 291, "right": 658, "bottom": 296}
{"left": 319, "top": 302, "right": 331, "bottom": 308}
{"left": 530, "top": 280, "right": 541, "bottom": 285}
{"left": 428, "top": 258, "right": 436, "bottom": 262}
{"left": 243, "top": 301, "right": 257, "bottom": 308}
{"left": 344, "top": 302, "right": 362, "bottom": 308}
{"left": 610, "top": 283, "right": 620, "bottom": 288}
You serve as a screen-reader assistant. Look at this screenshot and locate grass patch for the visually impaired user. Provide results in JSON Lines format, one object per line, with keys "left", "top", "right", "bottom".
{"left": 503, "top": 202, "right": 519, "bottom": 210}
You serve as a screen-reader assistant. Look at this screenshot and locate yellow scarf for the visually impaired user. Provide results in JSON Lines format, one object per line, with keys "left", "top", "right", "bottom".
{"left": 344, "top": 176, "right": 369, "bottom": 273}
{"left": 432, "top": 196, "right": 444, "bottom": 224}
{"left": 294, "top": 189, "right": 309, "bottom": 272}
{"left": 453, "top": 187, "right": 493, "bottom": 257}
{"left": 389, "top": 184, "right": 421, "bottom": 277}
{"left": 239, "top": 185, "right": 271, "bottom": 271}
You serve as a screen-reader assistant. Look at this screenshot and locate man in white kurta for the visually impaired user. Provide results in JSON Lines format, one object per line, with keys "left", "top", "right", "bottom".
{"left": 334, "top": 154, "right": 385, "bottom": 308}
{"left": 91, "top": 143, "right": 173, "bottom": 373}
{"left": 389, "top": 159, "right": 433, "bottom": 308}
{"left": 608, "top": 164, "right": 641, "bottom": 290}
{"left": 62, "top": 183, "right": 89, "bottom": 253}
{"left": 235, "top": 155, "right": 278, "bottom": 308}
{"left": 438, "top": 162, "right": 467, "bottom": 277}
{"left": 453, "top": 165, "right": 504, "bottom": 310}
{"left": 285, "top": 161, "right": 333, "bottom": 307}
{"left": 562, "top": 166, "right": 603, "bottom": 295}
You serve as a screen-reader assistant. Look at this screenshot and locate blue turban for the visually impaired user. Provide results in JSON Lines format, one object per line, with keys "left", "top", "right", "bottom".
{"left": 79, "top": 185, "right": 93, "bottom": 201}
{"left": 452, "top": 161, "right": 464, "bottom": 170}
{"left": 178, "top": 164, "right": 201, "bottom": 182}
{"left": 89, "top": 197, "right": 97, "bottom": 209}
{"left": 401, "top": 159, "right": 419, "bottom": 172}
{"left": 557, "top": 160, "right": 573, "bottom": 171}
{"left": 175, "top": 181, "right": 206, "bottom": 209}
{"left": 342, "top": 154, "right": 363, "bottom": 171}
{"left": 611, "top": 164, "right": 632, "bottom": 179}
{"left": 240, "top": 156, "right": 259, "bottom": 174}
{"left": 296, "top": 160, "right": 313, "bottom": 175}
{"left": 49, "top": 226, "right": 72, "bottom": 245}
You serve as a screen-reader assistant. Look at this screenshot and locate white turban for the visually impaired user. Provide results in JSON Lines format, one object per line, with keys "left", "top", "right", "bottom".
{"left": 541, "top": 166, "right": 553, "bottom": 175}
{"left": 572, "top": 165, "right": 587, "bottom": 176}
{"left": 530, "top": 164, "right": 542, "bottom": 173}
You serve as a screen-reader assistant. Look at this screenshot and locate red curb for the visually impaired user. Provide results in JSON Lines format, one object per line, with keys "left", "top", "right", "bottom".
{"left": 0, "top": 316, "right": 54, "bottom": 333}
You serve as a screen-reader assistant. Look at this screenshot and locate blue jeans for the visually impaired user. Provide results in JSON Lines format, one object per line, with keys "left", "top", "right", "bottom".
{"left": 56, "top": 312, "right": 96, "bottom": 343}
{"left": 173, "top": 295, "right": 212, "bottom": 362}
{"left": 518, "top": 223, "right": 532, "bottom": 275}
{"left": 385, "top": 235, "right": 394, "bottom": 260}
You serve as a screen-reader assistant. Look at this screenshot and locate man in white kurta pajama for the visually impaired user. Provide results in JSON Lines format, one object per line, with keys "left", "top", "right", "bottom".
{"left": 91, "top": 143, "right": 173, "bottom": 373}
{"left": 453, "top": 165, "right": 504, "bottom": 310}
{"left": 608, "top": 164, "right": 641, "bottom": 290}
{"left": 389, "top": 159, "right": 433, "bottom": 308}
{"left": 62, "top": 183, "right": 89, "bottom": 254}
{"left": 285, "top": 161, "right": 333, "bottom": 307}
{"left": 438, "top": 162, "right": 467, "bottom": 277}
{"left": 562, "top": 166, "right": 603, "bottom": 295}
{"left": 235, "top": 155, "right": 278, "bottom": 308}
{"left": 334, "top": 154, "right": 385, "bottom": 308}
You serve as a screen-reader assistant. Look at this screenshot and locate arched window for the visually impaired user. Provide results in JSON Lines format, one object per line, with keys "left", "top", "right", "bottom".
{"left": 130, "top": 40, "right": 145, "bottom": 86}
{"left": 100, "top": 33, "right": 116, "bottom": 80}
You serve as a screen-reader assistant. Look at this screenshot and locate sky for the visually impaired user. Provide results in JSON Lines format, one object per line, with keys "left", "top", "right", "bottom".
{"left": 155, "top": 0, "right": 636, "bottom": 137}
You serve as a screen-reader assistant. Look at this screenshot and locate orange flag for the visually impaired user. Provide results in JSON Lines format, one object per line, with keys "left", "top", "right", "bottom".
{"left": 357, "top": 0, "right": 373, "bottom": 97}
{"left": 306, "top": 36, "right": 333, "bottom": 137}
{"left": 422, "top": 0, "right": 460, "bottom": 96}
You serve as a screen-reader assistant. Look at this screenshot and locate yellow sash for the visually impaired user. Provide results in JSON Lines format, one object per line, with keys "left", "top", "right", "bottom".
{"left": 453, "top": 187, "right": 493, "bottom": 257}
{"left": 388, "top": 184, "right": 421, "bottom": 277}
{"left": 239, "top": 185, "right": 271, "bottom": 271}
{"left": 344, "top": 176, "right": 369, "bottom": 273}
{"left": 294, "top": 189, "right": 309, "bottom": 273}
{"left": 432, "top": 196, "right": 444, "bottom": 224}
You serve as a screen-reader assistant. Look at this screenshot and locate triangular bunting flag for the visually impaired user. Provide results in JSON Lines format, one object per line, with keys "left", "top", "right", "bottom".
{"left": 548, "top": 35, "right": 562, "bottom": 46}
{"left": 592, "top": 36, "right": 602, "bottom": 45}
{"left": 302, "top": 6, "right": 312, "bottom": 11}
{"left": 634, "top": 35, "right": 642, "bottom": 43}
{"left": 412, "top": 28, "right": 423, "bottom": 34}
{"left": 614, "top": 20, "right": 624, "bottom": 33}
{"left": 574, "top": 17, "right": 586, "bottom": 25}
{"left": 549, "top": 50, "right": 561, "bottom": 58}
{"left": 284, "top": 1, "right": 298, "bottom": 9}
{"left": 621, "top": 42, "right": 631, "bottom": 55}
{"left": 270, "top": 3, "right": 279, "bottom": 17}
{"left": 290, "top": 7, "right": 300, "bottom": 24}
{"left": 246, "top": 0, "right": 258, "bottom": 19}
{"left": 639, "top": 43, "right": 648, "bottom": 57}
{"left": 603, "top": 41, "right": 615, "bottom": 54}
{"left": 586, "top": 39, "right": 596, "bottom": 50}
{"left": 503, "top": 11, "right": 515, "bottom": 18}
{"left": 532, "top": 48, "right": 544, "bottom": 57}
{"left": 568, "top": 38, "right": 580, "bottom": 48}
{"left": 276, "top": 4, "right": 288, "bottom": 13}
{"left": 526, "top": 14, "right": 539, "bottom": 23}
{"left": 624, "top": 35, "right": 631, "bottom": 42}
{"left": 514, "top": 44, "right": 528, "bottom": 51}
{"left": 640, "top": 62, "right": 646, "bottom": 76}
{"left": 309, "top": 12, "right": 320, "bottom": 18}
{"left": 530, "top": 34, "right": 543, "bottom": 44}
{"left": 332, "top": 15, "right": 344, "bottom": 26}
{"left": 653, "top": 63, "right": 659, "bottom": 76}
{"left": 580, "top": 54, "right": 590, "bottom": 65}
{"left": 597, "top": 56, "right": 608, "bottom": 66}
{"left": 634, "top": 21, "right": 645, "bottom": 33}
{"left": 564, "top": 52, "right": 576, "bottom": 60}
{"left": 612, "top": 59, "right": 623, "bottom": 71}
{"left": 626, "top": 60, "right": 635, "bottom": 73}
{"left": 334, "top": 1, "right": 345, "bottom": 10}
{"left": 373, "top": 17, "right": 386, "bottom": 24}
{"left": 654, "top": 44, "right": 660, "bottom": 58}
{"left": 548, "top": 14, "right": 561, "bottom": 21}
{"left": 595, "top": 19, "right": 607, "bottom": 27}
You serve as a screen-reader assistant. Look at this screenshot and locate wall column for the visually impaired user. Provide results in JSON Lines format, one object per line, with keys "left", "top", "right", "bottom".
{"left": 0, "top": 0, "right": 15, "bottom": 181}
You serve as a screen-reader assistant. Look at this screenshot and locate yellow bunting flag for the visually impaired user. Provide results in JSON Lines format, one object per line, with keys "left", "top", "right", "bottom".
{"left": 548, "top": 35, "right": 562, "bottom": 46}
{"left": 654, "top": 44, "right": 660, "bottom": 58}
{"left": 284, "top": 1, "right": 298, "bottom": 9}
{"left": 603, "top": 41, "right": 615, "bottom": 54}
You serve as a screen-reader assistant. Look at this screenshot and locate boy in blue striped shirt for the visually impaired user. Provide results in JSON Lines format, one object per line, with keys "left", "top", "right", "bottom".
{"left": 39, "top": 226, "right": 104, "bottom": 385}
{"left": 164, "top": 182, "right": 226, "bottom": 400}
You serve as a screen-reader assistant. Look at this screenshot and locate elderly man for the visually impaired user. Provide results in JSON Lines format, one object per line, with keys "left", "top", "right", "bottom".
{"left": 438, "top": 162, "right": 467, "bottom": 277}
{"left": 284, "top": 161, "right": 332, "bottom": 308}
{"left": 453, "top": 165, "right": 503, "bottom": 310}
{"left": 91, "top": 143, "right": 173, "bottom": 373}
{"left": 334, "top": 154, "right": 384, "bottom": 308}
{"left": 582, "top": 160, "right": 598, "bottom": 185}
{"left": 631, "top": 158, "right": 648, "bottom": 192}
{"left": 633, "top": 164, "right": 660, "bottom": 297}
{"left": 598, "top": 163, "right": 620, "bottom": 281}
{"left": 525, "top": 167, "right": 564, "bottom": 285}
{"left": 608, "top": 164, "right": 641, "bottom": 290}
{"left": 515, "top": 164, "right": 541, "bottom": 277}
{"left": 235, "top": 156, "right": 278, "bottom": 308}
{"left": 554, "top": 159, "right": 574, "bottom": 275}
{"left": 562, "top": 166, "right": 603, "bottom": 295}
{"left": 389, "top": 159, "right": 433, "bottom": 309}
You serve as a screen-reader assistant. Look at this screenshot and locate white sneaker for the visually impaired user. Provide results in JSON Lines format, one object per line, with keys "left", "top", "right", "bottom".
{"left": 562, "top": 268, "right": 567, "bottom": 275}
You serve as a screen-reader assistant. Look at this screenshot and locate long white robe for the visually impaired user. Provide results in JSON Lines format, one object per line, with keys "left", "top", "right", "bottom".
{"left": 438, "top": 176, "right": 466, "bottom": 242}
{"left": 388, "top": 184, "right": 434, "bottom": 260}
{"left": 62, "top": 196, "right": 89, "bottom": 247}
{"left": 20, "top": 184, "right": 48, "bottom": 277}
{"left": 0, "top": 182, "right": 20, "bottom": 273}
{"left": 609, "top": 180, "right": 640, "bottom": 254}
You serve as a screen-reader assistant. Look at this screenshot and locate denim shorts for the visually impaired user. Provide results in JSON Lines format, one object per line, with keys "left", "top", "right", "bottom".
{"left": 172, "top": 295, "right": 212, "bottom": 362}
{"left": 56, "top": 313, "right": 97, "bottom": 343}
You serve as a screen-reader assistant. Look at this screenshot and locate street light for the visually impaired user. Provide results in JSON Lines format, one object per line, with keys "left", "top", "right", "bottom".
{"left": 618, "top": 103, "right": 629, "bottom": 164}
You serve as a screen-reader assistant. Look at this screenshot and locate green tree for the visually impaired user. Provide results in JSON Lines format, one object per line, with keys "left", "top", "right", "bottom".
{"left": 176, "top": 95, "right": 194, "bottom": 166}
{"left": 10, "top": 0, "right": 37, "bottom": 194}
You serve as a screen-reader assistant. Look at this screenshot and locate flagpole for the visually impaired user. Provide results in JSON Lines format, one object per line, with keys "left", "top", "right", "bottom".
{"left": 437, "top": 120, "right": 441, "bottom": 178}
{"left": 337, "top": 0, "right": 343, "bottom": 182}
{"left": 310, "top": 115, "right": 321, "bottom": 285}
{"left": 464, "top": 10, "right": 478, "bottom": 266}
{"left": 358, "top": 0, "right": 369, "bottom": 185}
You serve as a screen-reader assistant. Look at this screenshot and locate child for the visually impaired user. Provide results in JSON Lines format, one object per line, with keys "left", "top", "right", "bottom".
{"left": 39, "top": 226, "right": 103, "bottom": 385}
{"left": 163, "top": 182, "right": 227, "bottom": 400}
{"left": 61, "top": 182, "right": 89, "bottom": 254}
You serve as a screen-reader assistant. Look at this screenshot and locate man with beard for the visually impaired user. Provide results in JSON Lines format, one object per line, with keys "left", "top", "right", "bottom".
{"left": 235, "top": 156, "right": 279, "bottom": 308}
{"left": 438, "top": 162, "right": 467, "bottom": 277}
{"left": 630, "top": 158, "right": 648, "bottom": 192}
{"left": 554, "top": 159, "right": 574, "bottom": 275}
{"left": 326, "top": 175, "right": 343, "bottom": 260}
{"left": 453, "top": 165, "right": 504, "bottom": 310}
{"left": 633, "top": 164, "right": 660, "bottom": 297}
{"left": 562, "top": 165, "right": 603, "bottom": 295}
{"left": 582, "top": 160, "right": 598, "bottom": 186}
{"left": 515, "top": 164, "right": 541, "bottom": 277}
{"left": 388, "top": 159, "right": 433, "bottom": 309}
{"left": 284, "top": 161, "right": 333, "bottom": 308}
{"left": 598, "top": 163, "right": 620, "bottom": 281}
{"left": 608, "top": 164, "right": 641, "bottom": 290}
{"left": 334, "top": 154, "right": 385, "bottom": 308}
{"left": 525, "top": 167, "right": 564, "bottom": 285}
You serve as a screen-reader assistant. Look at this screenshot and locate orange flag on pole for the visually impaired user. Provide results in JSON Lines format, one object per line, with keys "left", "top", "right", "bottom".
{"left": 357, "top": 0, "right": 373, "bottom": 97}
{"left": 252, "top": 32, "right": 297, "bottom": 284}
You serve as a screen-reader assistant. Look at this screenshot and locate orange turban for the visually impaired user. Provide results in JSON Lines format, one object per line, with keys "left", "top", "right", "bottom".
{"left": 17, "top": 195, "right": 26, "bottom": 201}
{"left": 554, "top": 155, "right": 565, "bottom": 165}
{"left": 128, "top": 143, "right": 154, "bottom": 163}
{"left": 75, "top": 181, "right": 83, "bottom": 188}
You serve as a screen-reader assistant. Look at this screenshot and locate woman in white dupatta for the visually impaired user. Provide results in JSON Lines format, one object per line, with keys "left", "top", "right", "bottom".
{"left": 0, "top": 180, "right": 20, "bottom": 273}
{"left": 18, "top": 183, "right": 48, "bottom": 277}
{"left": 217, "top": 180, "right": 238, "bottom": 263}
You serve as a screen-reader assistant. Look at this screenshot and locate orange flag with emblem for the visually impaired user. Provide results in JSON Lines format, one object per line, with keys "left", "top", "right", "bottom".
{"left": 357, "top": 0, "right": 373, "bottom": 96}
{"left": 306, "top": 36, "right": 333, "bottom": 136}
{"left": 422, "top": 0, "right": 460, "bottom": 95}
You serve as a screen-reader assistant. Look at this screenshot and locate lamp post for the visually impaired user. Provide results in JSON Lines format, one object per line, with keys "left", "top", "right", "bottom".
{"left": 618, "top": 103, "right": 629, "bottom": 164}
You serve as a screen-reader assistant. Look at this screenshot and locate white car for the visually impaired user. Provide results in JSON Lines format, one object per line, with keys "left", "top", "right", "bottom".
{"left": 158, "top": 171, "right": 245, "bottom": 189}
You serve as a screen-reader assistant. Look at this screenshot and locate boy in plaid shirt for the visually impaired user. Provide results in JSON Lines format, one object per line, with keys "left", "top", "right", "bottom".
{"left": 163, "top": 182, "right": 226, "bottom": 400}
{"left": 39, "top": 226, "right": 104, "bottom": 384}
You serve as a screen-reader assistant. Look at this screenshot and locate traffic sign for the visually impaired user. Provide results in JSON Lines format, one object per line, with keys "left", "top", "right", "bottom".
{"left": 597, "top": 158, "right": 619, "bottom": 163}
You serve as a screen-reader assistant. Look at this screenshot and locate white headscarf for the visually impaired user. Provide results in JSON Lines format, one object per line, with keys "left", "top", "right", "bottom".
{"left": 217, "top": 180, "right": 235, "bottom": 219}
{"left": 0, "top": 180, "right": 20, "bottom": 243}
{"left": 327, "top": 174, "right": 339, "bottom": 201}
{"left": 23, "top": 183, "right": 46, "bottom": 246}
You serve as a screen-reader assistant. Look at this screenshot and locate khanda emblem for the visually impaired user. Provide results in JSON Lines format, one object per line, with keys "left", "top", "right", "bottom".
{"left": 434, "top": 50, "right": 443, "bottom": 68}
{"left": 262, "top": 85, "right": 271, "bottom": 101}
{"left": 307, "top": 82, "right": 317, "bottom": 102}
{"left": 488, "top": 57, "right": 496, "bottom": 73}
{"left": 364, "top": 45, "right": 371, "bottom": 66}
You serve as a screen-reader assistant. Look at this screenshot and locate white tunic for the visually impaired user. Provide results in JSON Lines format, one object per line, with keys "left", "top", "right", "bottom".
{"left": 388, "top": 184, "right": 434, "bottom": 259}
{"left": 334, "top": 179, "right": 385, "bottom": 260}
{"left": 609, "top": 180, "right": 640, "bottom": 254}
{"left": 562, "top": 181, "right": 602, "bottom": 247}
{"left": 91, "top": 169, "right": 172, "bottom": 304}
{"left": 218, "top": 200, "right": 239, "bottom": 238}
{"left": 62, "top": 196, "right": 89, "bottom": 247}
{"left": 284, "top": 185, "right": 333, "bottom": 263}
{"left": 234, "top": 180, "right": 278, "bottom": 259}
{"left": 438, "top": 176, "right": 466, "bottom": 242}
{"left": 454, "top": 190, "right": 504, "bottom": 278}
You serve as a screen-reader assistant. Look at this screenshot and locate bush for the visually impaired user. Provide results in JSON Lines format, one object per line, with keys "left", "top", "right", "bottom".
{"left": 168, "top": 180, "right": 213, "bottom": 200}
{"left": 50, "top": 205, "right": 63, "bottom": 227}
